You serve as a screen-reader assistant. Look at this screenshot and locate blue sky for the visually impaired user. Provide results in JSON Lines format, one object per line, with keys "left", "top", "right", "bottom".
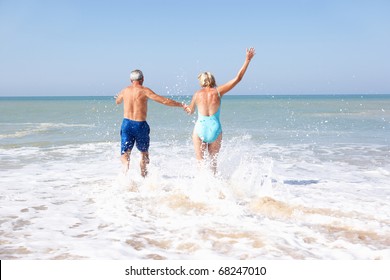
{"left": 0, "top": 0, "right": 389, "bottom": 96}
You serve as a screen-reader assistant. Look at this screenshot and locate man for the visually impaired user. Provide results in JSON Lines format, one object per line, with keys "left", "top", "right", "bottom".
{"left": 115, "top": 69, "right": 186, "bottom": 177}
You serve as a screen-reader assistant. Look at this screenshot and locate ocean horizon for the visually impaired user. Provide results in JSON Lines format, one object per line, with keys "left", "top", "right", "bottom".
{"left": 1, "top": 93, "right": 390, "bottom": 98}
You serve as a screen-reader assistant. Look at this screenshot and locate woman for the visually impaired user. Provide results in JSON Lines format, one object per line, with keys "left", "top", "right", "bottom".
{"left": 187, "top": 48, "right": 256, "bottom": 174}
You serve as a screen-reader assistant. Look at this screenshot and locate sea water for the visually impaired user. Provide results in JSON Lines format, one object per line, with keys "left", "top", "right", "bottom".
{"left": 0, "top": 95, "right": 389, "bottom": 259}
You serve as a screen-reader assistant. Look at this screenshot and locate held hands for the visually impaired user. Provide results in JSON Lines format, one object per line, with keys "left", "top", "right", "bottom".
{"left": 182, "top": 103, "right": 191, "bottom": 114}
{"left": 246, "top": 47, "right": 256, "bottom": 61}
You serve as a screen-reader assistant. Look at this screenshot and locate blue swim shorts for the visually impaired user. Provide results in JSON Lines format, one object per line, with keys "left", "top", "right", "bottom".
{"left": 120, "top": 118, "right": 150, "bottom": 154}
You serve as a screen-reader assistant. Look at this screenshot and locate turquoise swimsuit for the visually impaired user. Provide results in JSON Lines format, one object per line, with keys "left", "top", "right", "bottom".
{"left": 194, "top": 89, "right": 222, "bottom": 143}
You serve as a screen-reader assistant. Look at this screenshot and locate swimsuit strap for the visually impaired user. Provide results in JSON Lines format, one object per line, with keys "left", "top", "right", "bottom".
{"left": 216, "top": 87, "right": 221, "bottom": 98}
{"left": 216, "top": 87, "right": 221, "bottom": 115}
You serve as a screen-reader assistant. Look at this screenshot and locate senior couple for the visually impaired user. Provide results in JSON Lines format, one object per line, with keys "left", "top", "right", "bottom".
{"left": 115, "top": 48, "right": 255, "bottom": 177}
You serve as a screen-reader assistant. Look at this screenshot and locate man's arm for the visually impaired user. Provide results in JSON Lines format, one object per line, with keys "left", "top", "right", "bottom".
{"left": 115, "top": 90, "right": 124, "bottom": 105}
{"left": 217, "top": 48, "right": 256, "bottom": 96}
{"left": 145, "top": 88, "right": 184, "bottom": 108}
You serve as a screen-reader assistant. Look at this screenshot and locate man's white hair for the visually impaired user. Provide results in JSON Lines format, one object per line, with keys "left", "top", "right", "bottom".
{"left": 130, "top": 70, "right": 143, "bottom": 81}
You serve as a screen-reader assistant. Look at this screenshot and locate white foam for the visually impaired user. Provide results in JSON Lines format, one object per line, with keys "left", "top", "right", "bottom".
{"left": 1, "top": 137, "right": 389, "bottom": 260}
{"left": 0, "top": 122, "right": 93, "bottom": 139}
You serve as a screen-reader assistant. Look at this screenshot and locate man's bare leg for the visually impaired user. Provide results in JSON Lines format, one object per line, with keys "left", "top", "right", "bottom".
{"left": 121, "top": 150, "right": 131, "bottom": 174}
{"left": 140, "top": 152, "right": 150, "bottom": 177}
{"left": 208, "top": 133, "right": 222, "bottom": 175}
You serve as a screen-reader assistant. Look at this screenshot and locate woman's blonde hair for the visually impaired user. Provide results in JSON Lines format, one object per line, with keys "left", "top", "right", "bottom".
{"left": 198, "top": 72, "right": 216, "bottom": 88}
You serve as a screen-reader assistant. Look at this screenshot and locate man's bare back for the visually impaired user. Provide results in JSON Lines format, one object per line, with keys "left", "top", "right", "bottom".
{"left": 116, "top": 83, "right": 184, "bottom": 121}
{"left": 116, "top": 85, "right": 150, "bottom": 121}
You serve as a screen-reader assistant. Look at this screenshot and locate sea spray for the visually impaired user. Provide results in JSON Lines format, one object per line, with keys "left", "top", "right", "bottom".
{"left": 1, "top": 95, "right": 389, "bottom": 259}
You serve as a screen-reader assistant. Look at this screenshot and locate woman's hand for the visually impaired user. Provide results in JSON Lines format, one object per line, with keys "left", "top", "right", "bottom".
{"left": 182, "top": 103, "right": 191, "bottom": 114}
{"left": 246, "top": 47, "right": 256, "bottom": 61}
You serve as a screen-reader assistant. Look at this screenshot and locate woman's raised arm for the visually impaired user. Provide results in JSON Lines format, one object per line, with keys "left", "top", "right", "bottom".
{"left": 217, "top": 47, "right": 255, "bottom": 96}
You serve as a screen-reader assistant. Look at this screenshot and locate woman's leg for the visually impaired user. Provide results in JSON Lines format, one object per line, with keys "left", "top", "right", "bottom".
{"left": 193, "top": 130, "right": 207, "bottom": 161}
{"left": 208, "top": 133, "right": 222, "bottom": 175}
